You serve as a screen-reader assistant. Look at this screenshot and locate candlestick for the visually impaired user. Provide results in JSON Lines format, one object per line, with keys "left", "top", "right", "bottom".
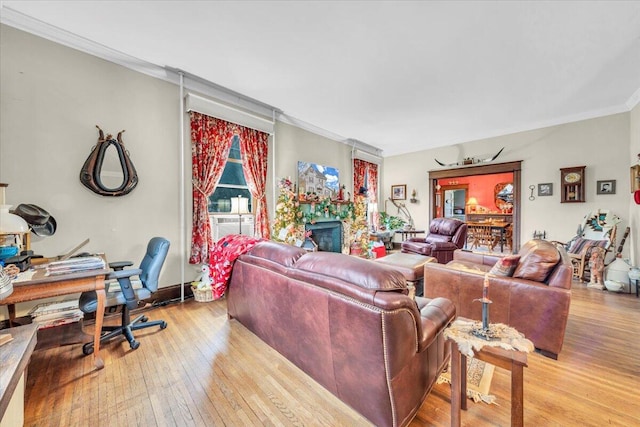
{"left": 483, "top": 273, "right": 489, "bottom": 300}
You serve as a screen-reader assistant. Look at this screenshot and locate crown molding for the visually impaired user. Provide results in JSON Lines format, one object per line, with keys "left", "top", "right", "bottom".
{"left": 626, "top": 86, "right": 640, "bottom": 110}
{"left": 1, "top": 6, "right": 384, "bottom": 155}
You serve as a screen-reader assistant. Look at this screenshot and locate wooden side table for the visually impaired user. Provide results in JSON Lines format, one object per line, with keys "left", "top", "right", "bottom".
{"left": 395, "top": 229, "right": 425, "bottom": 241}
{"left": 450, "top": 342, "right": 528, "bottom": 427}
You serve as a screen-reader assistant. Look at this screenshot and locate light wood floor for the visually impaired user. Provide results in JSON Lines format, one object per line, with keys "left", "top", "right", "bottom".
{"left": 22, "top": 282, "right": 640, "bottom": 427}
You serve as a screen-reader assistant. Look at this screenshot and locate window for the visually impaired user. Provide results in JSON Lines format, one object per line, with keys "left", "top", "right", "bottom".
{"left": 208, "top": 136, "right": 252, "bottom": 213}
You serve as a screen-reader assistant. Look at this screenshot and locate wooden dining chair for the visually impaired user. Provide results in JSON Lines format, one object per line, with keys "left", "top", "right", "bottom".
{"left": 469, "top": 224, "right": 497, "bottom": 251}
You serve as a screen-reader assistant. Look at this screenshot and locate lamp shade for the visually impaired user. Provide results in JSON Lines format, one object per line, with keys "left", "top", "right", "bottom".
{"left": 0, "top": 205, "right": 29, "bottom": 233}
{"left": 466, "top": 197, "right": 478, "bottom": 206}
{"left": 230, "top": 196, "right": 249, "bottom": 214}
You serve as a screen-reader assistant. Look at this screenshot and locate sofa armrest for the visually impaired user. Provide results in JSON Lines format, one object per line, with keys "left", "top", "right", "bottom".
{"left": 430, "top": 241, "right": 458, "bottom": 251}
{"left": 406, "top": 237, "right": 425, "bottom": 243}
{"left": 415, "top": 296, "right": 456, "bottom": 352}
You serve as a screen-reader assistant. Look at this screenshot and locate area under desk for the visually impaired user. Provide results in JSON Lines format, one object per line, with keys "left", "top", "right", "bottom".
{"left": 0, "top": 264, "right": 109, "bottom": 371}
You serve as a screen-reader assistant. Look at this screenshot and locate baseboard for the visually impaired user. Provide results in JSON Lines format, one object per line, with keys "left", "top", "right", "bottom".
{"left": 0, "top": 283, "right": 194, "bottom": 331}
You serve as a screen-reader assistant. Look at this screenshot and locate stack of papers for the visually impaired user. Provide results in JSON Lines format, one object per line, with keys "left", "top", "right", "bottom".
{"left": 29, "top": 299, "right": 84, "bottom": 329}
{"left": 45, "top": 256, "right": 106, "bottom": 276}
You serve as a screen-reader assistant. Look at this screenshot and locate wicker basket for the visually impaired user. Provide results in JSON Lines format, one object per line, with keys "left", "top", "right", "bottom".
{"left": 192, "top": 287, "right": 214, "bottom": 302}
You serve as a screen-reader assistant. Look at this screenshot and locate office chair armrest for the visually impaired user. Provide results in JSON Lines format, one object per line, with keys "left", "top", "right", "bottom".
{"left": 107, "top": 268, "right": 143, "bottom": 281}
{"left": 109, "top": 261, "right": 134, "bottom": 270}
{"left": 107, "top": 268, "right": 143, "bottom": 310}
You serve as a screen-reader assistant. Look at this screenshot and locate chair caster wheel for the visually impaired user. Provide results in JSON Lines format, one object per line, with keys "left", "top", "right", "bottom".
{"left": 130, "top": 340, "right": 140, "bottom": 350}
{"left": 141, "top": 316, "right": 148, "bottom": 323}
{"left": 160, "top": 321, "right": 168, "bottom": 329}
{"left": 82, "top": 344, "right": 94, "bottom": 355}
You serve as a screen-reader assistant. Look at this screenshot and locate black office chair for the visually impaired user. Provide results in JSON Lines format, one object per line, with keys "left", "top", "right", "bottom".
{"left": 79, "top": 237, "right": 170, "bottom": 354}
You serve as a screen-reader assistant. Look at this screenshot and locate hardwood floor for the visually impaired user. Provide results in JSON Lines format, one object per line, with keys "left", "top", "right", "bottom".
{"left": 21, "top": 282, "right": 640, "bottom": 426}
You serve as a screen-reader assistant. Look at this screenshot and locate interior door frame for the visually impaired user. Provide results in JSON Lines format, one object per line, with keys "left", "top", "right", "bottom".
{"left": 440, "top": 184, "right": 469, "bottom": 217}
{"left": 429, "top": 161, "right": 522, "bottom": 252}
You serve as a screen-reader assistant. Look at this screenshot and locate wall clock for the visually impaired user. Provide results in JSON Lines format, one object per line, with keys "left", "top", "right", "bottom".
{"left": 560, "top": 166, "right": 585, "bottom": 203}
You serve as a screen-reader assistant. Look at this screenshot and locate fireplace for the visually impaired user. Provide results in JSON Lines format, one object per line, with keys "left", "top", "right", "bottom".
{"left": 305, "top": 221, "right": 342, "bottom": 253}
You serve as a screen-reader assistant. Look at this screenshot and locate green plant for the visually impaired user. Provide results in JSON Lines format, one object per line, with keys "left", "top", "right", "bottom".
{"left": 379, "top": 212, "right": 406, "bottom": 230}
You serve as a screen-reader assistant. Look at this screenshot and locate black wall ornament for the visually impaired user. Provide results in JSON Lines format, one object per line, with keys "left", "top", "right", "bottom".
{"left": 80, "top": 125, "right": 138, "bottom": 196}
{"left": 434, "top": 147, "right": 505, "bottom": 167}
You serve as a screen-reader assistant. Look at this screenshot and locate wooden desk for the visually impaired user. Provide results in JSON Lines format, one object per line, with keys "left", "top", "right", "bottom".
{"left": 0, "top": 323, "right": 37, "bottom": 425}
{"left": 0, "top": 266, "right": 109, "bottom": 371}
{"left": 450, "top": 342, "right": 528, "bottom": 427}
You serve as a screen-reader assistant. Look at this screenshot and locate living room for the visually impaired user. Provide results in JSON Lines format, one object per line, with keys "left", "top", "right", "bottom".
{"left": 1, "top": 2, "right": 639, "bottom": 426}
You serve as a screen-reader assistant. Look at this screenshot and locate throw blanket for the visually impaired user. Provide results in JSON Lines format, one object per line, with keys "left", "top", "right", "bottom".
{"left": 208, "top": 234, "right": 264, "bottom": 300}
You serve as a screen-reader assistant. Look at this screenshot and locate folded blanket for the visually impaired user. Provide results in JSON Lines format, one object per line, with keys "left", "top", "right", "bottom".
{"left": 208, "top": 234, "right": 264, "bottom": 300}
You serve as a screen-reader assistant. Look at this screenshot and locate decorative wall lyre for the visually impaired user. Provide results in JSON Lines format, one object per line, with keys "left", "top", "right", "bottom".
{"left": 80, "top": 125, "right": 138, "bottom": 196}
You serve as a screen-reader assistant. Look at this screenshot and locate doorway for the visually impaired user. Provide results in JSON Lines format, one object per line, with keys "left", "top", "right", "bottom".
{"left": 429, "top": 161, "right": 522, "bottom": 252}
{"left": 441, "top": 184, "right": 468, "bottom": 221}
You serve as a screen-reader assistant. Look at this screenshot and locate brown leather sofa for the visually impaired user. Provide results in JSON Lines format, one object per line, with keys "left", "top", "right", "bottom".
{"left": 401, "top": 217, "right": 468, "bottom": 263}
{"left": 227, "top": 241, "right": 456, "bottom": 427}
{"left": 423, "top": 240, "right": 572, "bottom": 359}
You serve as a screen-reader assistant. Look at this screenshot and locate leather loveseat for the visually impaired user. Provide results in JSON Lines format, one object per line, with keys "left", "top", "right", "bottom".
{"left": 423, "top": 240, "right": 572, "bottom": 359}
{"left": 227, "top": 241, "right": 456, "bottom": 427}
{"left": 401, "top": 217, "right": 468, "bottom": 263}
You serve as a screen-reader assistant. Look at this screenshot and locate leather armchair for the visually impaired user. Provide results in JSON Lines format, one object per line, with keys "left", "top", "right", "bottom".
{"left": 79, "top": 237, "right": 170, "bottom": 354}
{"left": 401, "top": 217, "right": 468, "bottom": 263}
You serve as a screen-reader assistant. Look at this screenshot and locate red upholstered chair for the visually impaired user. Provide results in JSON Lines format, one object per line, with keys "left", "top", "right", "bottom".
{"left": 401, "top": 217, "right": 468, "bottom": 263}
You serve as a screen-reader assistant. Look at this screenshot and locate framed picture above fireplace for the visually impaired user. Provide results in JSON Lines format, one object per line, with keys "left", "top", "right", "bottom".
{"left": 298, "top": 161, "right": 340, "bottom": 200}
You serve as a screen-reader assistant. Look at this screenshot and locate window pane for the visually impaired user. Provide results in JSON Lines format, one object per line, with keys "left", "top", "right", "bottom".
{"left": 209, "top": 187, "right": 252, "bottom": 213}
{"left": 219, "top": 162, "right": 246, "bottom": 185}
{"left": 229, "top": 136, "right": 241, "bottom": 160}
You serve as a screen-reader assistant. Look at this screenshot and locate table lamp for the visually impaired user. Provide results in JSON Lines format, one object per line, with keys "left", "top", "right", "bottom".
{"left": 230, "top": 195, "right": 250, "bottom": 234}
{"left": 466, "top": 197, "right": 479, "bottom": 213}
{"left": 0, "top": 183, "right": 29, "bottom": 234}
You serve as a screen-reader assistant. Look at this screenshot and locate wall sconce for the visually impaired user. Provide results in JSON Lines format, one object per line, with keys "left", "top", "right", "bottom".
{"left": 410, "top": 189, "right": 418, "bottom": 203}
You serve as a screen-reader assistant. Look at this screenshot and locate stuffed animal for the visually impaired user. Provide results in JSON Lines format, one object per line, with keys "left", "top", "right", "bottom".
{"left": 193, "top": 264, "right": 213, "bottom": 290}
{"left": 588, "top": 248, "right": 605, "bottom": 289}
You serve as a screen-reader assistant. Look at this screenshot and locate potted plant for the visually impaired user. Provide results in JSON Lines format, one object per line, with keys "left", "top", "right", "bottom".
{"left": 379, "top": 212, "right": 406, "bottom": 231}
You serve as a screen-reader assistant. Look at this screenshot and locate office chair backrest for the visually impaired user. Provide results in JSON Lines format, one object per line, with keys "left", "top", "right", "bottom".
{"left": 139, "top": 237, "right": 170, "bottom": 293}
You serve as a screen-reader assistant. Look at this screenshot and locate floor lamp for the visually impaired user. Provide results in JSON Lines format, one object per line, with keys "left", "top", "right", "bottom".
{"left": 230, "top": 196, "right": 249, "bottom": 235}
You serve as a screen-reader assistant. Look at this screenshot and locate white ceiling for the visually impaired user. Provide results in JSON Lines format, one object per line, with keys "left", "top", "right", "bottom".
{"left": 2, "top": 1, "right": 640, "bottom": 157}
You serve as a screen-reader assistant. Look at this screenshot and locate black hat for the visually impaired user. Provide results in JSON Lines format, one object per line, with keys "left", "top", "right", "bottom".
{"left": 11, "top": 204, "right": 57, "bottom": 236}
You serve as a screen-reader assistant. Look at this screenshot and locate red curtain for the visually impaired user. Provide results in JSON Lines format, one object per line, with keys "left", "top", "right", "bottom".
{"left": 353, "top": 159, "right": 367, "bottom": 196}
{"left": 239, "top": 127, "right": 270, "bottom": 239}
{"left": 189, "top": 112, "right": 235, "bottom": 264}
{"left": 353, "top": 158, "right": 378, "bottom": 201}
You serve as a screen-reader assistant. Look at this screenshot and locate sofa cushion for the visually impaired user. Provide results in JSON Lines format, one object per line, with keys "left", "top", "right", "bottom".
{"left": 488, "top": 255, "right": 521, "bottom": 277}
{"left": 295, "top": 251, "right": 406, "bottom": 291}
{"left": 513, "top": 240, "right": 560, "bottom": 282}
{"left": 445, "top": 260, "right": 492, "bottom": 274}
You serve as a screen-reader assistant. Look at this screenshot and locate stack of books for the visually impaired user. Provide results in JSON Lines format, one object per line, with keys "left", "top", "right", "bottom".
{"left": 45, "top": 256, "right": 106, "bottom": 276}
{"left": 29, "top": 299, "right": 84, "bottom": 329}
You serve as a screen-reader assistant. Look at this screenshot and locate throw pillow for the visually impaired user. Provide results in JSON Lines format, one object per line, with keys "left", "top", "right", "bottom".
{"left": 488, "top": 255, "right": 521, "bottom": 277}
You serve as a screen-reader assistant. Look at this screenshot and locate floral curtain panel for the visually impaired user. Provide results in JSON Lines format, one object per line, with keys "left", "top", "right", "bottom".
{"left": 189, "top": 112, "right": 235, "bottom": 264}
{"left": 238, "top": 127, "right": 270, "bottom": 239}
{"left": 189, "top": 111, "right": 271, "bottom": 264}
{"left": 353, "top": 158, "right": 378, "bottom": 202}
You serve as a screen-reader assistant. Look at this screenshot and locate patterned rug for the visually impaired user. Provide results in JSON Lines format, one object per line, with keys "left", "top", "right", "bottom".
{"left": 437, "top": 357, "right": 496, "bottom": 404}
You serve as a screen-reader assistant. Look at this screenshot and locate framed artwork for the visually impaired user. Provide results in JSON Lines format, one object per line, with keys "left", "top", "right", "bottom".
{"left": 297, "top": 161, "right": 339, "bottom": 200}
{"left": 631, "top": 165, "right": 640, "bottom": 193}
{"left": 596, "top": 180, "right": 616, "bottom": 195}
{"left": 538, "top": 183, "right": 553, "bottom": 196}
{"left": 391, "top": 184, "right": 406, "bottom": 200}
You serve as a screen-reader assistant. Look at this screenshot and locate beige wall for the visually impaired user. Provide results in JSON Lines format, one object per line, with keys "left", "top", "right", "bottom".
{"left": 383, "top": 113, "right": 634, "bottom": 262}
{"left": 0, "top": 25, "right": 353, "bottom": 317}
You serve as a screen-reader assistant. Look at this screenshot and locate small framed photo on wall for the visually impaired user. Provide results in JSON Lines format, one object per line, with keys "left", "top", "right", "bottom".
{"left": 538, "top": 183, "right": 553, "bottom": 196}
{"left": 391, "top": 184, "right": 406, "bottom": 200}
{"left": 597, "top": 180, "right": 616, "bottom": 195}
